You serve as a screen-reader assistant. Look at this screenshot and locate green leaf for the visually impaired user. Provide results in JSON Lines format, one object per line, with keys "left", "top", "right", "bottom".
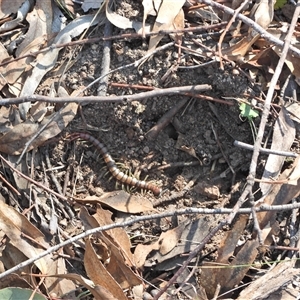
{"left": 239, "top": 103, "right": 259, "bottom": 120}
{"left": 275, "top": 0, "right": 287, "bottom": 9}
{"left": 0, "top": 287, "right": 47, "bottom": 300}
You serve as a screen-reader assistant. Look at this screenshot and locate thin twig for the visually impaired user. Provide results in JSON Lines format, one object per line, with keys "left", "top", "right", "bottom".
{"left": 198, "top": 0, "right": 300, "bottom": 57}
{"left": 234, "top": 140, "right": 298, "bottom": 158}
{"left": 146, "top": 97, "right": 190, "bottom": 140}
{"left": 0, "top": 23, "right": 227, "bottom": 68}
{"left": 217, "top": 0, "right": 249, "bottom": 69}
{"left": 0, "top": 84, "right": 212, "bottom": 106}
{"left": 75, "top": 41, "right": 176, "bottom": 97}
{"left": 0, "top": 154, "right": 69, "bottom": 203}
{"left": 97, "top": 21, "right": 113, "bottom": 96}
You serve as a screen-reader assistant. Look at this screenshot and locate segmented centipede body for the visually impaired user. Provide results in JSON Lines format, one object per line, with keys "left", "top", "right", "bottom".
{"left": 70, "top": 132, "right": 161, "bottom": 196}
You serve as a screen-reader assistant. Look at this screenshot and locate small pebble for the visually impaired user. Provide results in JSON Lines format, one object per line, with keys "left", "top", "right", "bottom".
{"left": 143, "top": 146, "right": 150, "bottom": 154}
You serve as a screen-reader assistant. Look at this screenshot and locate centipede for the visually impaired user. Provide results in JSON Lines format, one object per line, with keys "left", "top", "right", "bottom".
{"left": 69, "top": 132, "right": 162, "bottom": 196}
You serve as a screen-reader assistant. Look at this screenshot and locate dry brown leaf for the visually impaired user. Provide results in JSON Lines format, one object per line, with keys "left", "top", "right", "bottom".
{"left": 169, "top": 6, "right": 184, "bottom": 43}
{"left": 257, "top": 156, "right": 300, "bottom": 230}
{"left": 222, "top": 35, "right": 260, "bottom": 61}
{"left": 1, "top": 243, "right": 33, "bottom": 283}
{"left": 242, "top": 47, "right": 279, "bottom": 69}
{"left": 200, "top": 215, "right": 249, "bottom": 298}
{"left": 260, "top": 107, "right": 295, "bottom": 195}
{"left": 17, "top": 0, "right": 53, "bottom": 57}
{"left": 5, "top": 35, "right": 47, "bottom": 85}
{"left": 0, "top": 42, "right": 11, "bottom": 89}
{"left": 0, "top": 0, "right": 25, "bottom": 19}
{"left": 105, "top": 241, "right": 142, "bottom": 289}
{"left": 106, "top": 0, "right": 151, "bottom": 34}
{"left": 0, "top": 273, "right": 31, "bottom": 289}
{"left": 249, "top": 0, "right": 275, "bottom": 32}
{"left": 80, "top": 207, "right": 142, "bottom": 289}
{"left": 19, "top": 14, "right": 102, "bottom": 118}
{"left": 179, "top": 145, "right": 202, "bottom": 164}
{"left": 92, "top": 206, "right": 134, "bottom": 265}
{"left": 7, "top": 154, "right": 29, "bottom": 191}
{"left": 274, "top": 47, "right": 300, "bottom": 84}
{"left": 0, "top": 200, "right": 74, "bottom": 295}
{"left": 51, "top": 273, "right": 112, "bottom": 299}
{"left": 75, "top": 190, "right": 154, "bottom": 213}
{"left": 202, "top": 157, "right": 300, "bottom": 297}
{"left": 134, "top": 242, "right": 160, "bottom": 269}
{"left": 194, "top": 181, "right": 220, "bottom": 199}
{"left": 218, "top": 239, "right": 260, "bottom": 296}
{"left": 81, "top": 0, "right": 105, "bottom": 12}
{"left": 263, "top": 25, "right": 300, "bottom": 84}
{"left": 142, "top": 0, "right": 158, "bottom": 37}
{"left": 175, "top": 133, "right": 202, "bottom": 164}
{"left": 84, "top": 237, "right": 128, "bottom": 300}
{"left": 285, "top": 101, "right": 300, "bottom": 123}
{"left": 0, "top": 0, "right": 32, "bottom": 33}
{"left": 223, "top": 0, "right": 275, "bottom": 61}
{"left": 158, "top": 222, "right": 187, "bottom": 255}
{"left": 0, "top": 102, "right": 77, "bottom": 155}
{"left": 237, "top": 259, "right": 298, "bottom": 300}
{"left": 136, "top": 218, "right": 214, "bottom": 269}
{"left": 0, "top": 121, "right": 38, "bottom": 154}
{"left": 148, "top": 0, "right": 185, "bottom": 52}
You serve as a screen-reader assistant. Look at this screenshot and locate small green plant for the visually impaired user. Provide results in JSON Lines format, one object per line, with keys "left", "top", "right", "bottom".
{"left": 239, "top": 102, "right": 259, "bottom": 142}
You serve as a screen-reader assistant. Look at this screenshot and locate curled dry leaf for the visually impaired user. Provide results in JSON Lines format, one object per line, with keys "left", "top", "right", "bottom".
{"left": 106, "top": 0, "right": 151, "bottom": 34}
{"left": 179, "top": 145, "right": 202, "bottom": 164}
{"left": 75, "top": 190, "right": 154, "bottom": 213}
{"left": 84, "top": 238, "right": 128, "bottom": 300}
{"left": 134, "top": 218, "right": 214, "bottom": 269}
{"left": 135, "top": 224, "right": 186, "bottom": 267}
{"left": 80, "top": 207, "right": 142, "bottom": 289}
{"left": 0, "top": 0, "right": 32, "bottom": 33}
{"left": 91, "top": 205, "right": 134, "bottom": 265}
{"left": 158, "top": 222, "right": 187, "bottom": 255}
{"left": 223, "top": 0, "right": 276, "bottom": 61}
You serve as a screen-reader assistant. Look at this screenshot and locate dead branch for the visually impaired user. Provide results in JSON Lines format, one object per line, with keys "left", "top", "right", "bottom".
{"left": 0, "top": 84, "right": 212, "bottom": 105}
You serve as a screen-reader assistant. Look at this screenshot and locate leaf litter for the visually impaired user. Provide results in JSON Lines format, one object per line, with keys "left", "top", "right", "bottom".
{"left": 0, "top": 0, "right": 299, "bottom": 299}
